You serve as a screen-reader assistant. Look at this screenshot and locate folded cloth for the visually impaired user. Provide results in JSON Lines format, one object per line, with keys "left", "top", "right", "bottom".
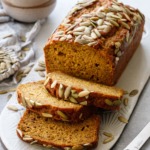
{"left": 0, "top": 6, "right": 46, "bottom": 87}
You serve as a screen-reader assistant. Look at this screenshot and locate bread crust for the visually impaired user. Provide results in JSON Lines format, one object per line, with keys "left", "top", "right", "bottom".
{"left": 44, "top": 0, "right": 145, "bottom": 85}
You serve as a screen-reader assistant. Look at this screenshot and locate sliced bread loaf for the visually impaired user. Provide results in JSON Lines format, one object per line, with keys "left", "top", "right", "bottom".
{"left": 17, "top": 81, "right": 93, "bottom": 122}
{"left": 17, "top": 110, "right": 100, "bottom": 150}
{"left": 44, "top": 71, "right": 124, "bottom": 110}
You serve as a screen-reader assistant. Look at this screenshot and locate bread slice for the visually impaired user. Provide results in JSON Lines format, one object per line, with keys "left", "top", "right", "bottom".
{"left": 17, "top": 110, "right": 100, "bottom": 150}
{"left": 44, "top": 71, "right": 124, "bottom": 110}
{"left": 17, "top": 81, "right": 93, "bottom": 122}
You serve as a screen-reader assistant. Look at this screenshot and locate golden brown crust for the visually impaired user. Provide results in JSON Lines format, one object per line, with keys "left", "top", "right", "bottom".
{"left": 44, "top": 71, "right": 124, "bottom": 110}
{"left": 17, "top": 110, "right": 100, "bottom": 150}
{"left": 17, "top": 81, "right": 94, "bottom": 122}
{"left": 44, "top": 0, "right": 145, "bottom": 85}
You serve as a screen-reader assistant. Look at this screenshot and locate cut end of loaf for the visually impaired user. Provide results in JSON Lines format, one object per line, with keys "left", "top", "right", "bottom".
{"left": 17, "top": 110, "right": 100, "bottom": 149}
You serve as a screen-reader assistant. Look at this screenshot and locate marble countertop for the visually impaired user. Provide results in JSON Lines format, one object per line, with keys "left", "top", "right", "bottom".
{"left": 0, "top": 0, "right": 150, "bottom": 149}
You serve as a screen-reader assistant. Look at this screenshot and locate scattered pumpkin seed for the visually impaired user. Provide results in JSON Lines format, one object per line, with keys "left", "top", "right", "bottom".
{"left": 7, "top": 105, "right": 18, "bottom": 111}
{"left": 20, "top": 36, "right": 26, "bottom": 42}
{"left": 103, "top": 132, "right": 113, "bottom": 137}
{"left": 64, "top": 86, "right": 71, "bottom": 99}
{"left": 118, "top": 116, "right": 128, "bottom": 123}
{"left": 103, "top": 136, "right": 114, "bottom": 144}
{"left": 0, "top": 90, "right": 8, "bottom": 94}
{"left": 129, "top": 89, "right": 138, "bottom": 97}
{"left": 22, "top": 47, "right": 30, "bottom": 51}
{"left": 7, "top": 94, "right": 12, "bottom": 100}
{"left": 123, "top": 98, "right": 129, "bottom": 106}
{"left": 123, "top": 90, "right": 129, "bottom": 95}
{"left": 38, "top": 71, "right": 45, "bottom": 78}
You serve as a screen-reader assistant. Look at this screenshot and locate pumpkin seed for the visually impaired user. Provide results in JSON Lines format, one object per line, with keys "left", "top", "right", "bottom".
{"left": 22, "top": 47, "right": 30, "bottom": 51}
{"left": 51, "top": 80, "right": 57, "bottom": 88}
{"left": 118, "top": 116, "right": 128, "bottom": 123}
{"left": 74, "top": 26, "right": 85, "bottom": 32}
{"left": 57, "top": 110, "right": 68, "bottom": 120}
{"left": 38, "top": 71, "right": 45, "bottom": 78}
{"left": 7, "top": 105, "right": 18, "bottom": 111}
{"left": 64, "top": 86, "right": 71, "bottom": 99}
{"left": 123, "top": 98, "right": 128, "bottom": 106}
{"left": 7, "top": 94, "right": 12, "bottom": 100}
{"left": 44, "top": 77, "right": 50, "bottom": 86}
{"left": 115, "top": 42, "right": 121, "bottom": 48}
{"left": 69, "top": 97, "right": 78, "bottom": 104}
{"left": 23, "top": 137, "right": 33, "bottom": 141}
{"left": 42, "top": 113, "right": 53, "bottom": 118}
{"left": 80, "top": 101, "right": 88, "bottom": 106}
{"left": 34, "top": 67, "right": 45, "bottom": 71}
{"left": 129, "top": 89, "right": 138, "bottom": 97}
{"left": 20, "top": 36, "right": 26, "bottom": 42}
{"left": 17, "top": 129, "right": 23, "bottom": 137}
{"left": 35, "top": 102, "right": 42, "bottom": 106}
{"left": 103, "top": 136, "right": 114, "bottom": 144}
{"left": 58, "top": 84, "right": 64, "bottom": 98}
{"left": 103, "top": 132, "right": 113, "bottom": 137}
{"left": 78, "top": 90, "right": 90, "bottom": 97}
{"left": 105, "top": 99, "right": 113, "bottom": 106}
{"left": 120, "top": 21, "right": 130, "bottom": 29}
{"left": 30, "top": 140, "right": 38, "bottom": 145}
{"left": 23, "top": 66, "right": 31, "bottom": 74}
{"left": 0, "top": 90, "right": 8, "bottom": 94}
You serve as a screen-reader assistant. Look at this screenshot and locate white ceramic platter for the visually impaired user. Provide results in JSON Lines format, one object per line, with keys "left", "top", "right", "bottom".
{"left": 0, "top": 1, "right": 150, "bottom": 150}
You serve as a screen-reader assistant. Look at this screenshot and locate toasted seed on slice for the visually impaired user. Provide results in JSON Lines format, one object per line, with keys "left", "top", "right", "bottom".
{"left": 129, "top": 89, "right": 138, "bottom": 97}
{"left": 103, "top": 132, "right": 113, "bottom": 137}
{"left": 118, "top": 116, "right": 128, "bottom": 123}
{"left": 83, "top": 143, "right": 92, "bottom": 146}
{"left": 103, "top": 136, "right": 114, "bottom": 144}
{"left": 35, "top": 102, "right": 42, "bottom": 106}
{"left": 23, "top": 137, "right": 33, "bottom": 141}
{"left": 42, "top": 113, "right": 53, "bottom": 118}
{"left": 105, "top": 99, "right": 113, "bottom": 106}
{"left": 74, "top": 26, "right": 85, "bottom": 32}
{"left": 69, "top": 97, "right": 78, "bottom": 104}
{"left": 30, "top": 140, "right": 38, "bottom": 145}
{"left": 57, "top": 110, "right": 68, "bottom": 120}
{"left": 7, "top": 105, "right": 18, "bottom": 111}
{"left": 17, "top": 129, "right": 23, "bottom": 138}
{"left": 44, "top": 77, "right": 50, "bottom": 86}
{"left": 51, "top": 80, "right": 57, "bottom": 88}
{"left": 58, "top": 84, "right": 64, "bottom": 98}
{"left": 80, "top": 101, "right": 88, "bottom": 106}
{"left": 64, "top": 86, "right": 71, "bottom": 99}
{"left": 78, "top": 90, "right": 90, "bottom": 97}
{"left": 30, "top": 100, "right": 35, "bottom": 106}
{"left": 115, "top": 42, "right": 121, "bottom": 48}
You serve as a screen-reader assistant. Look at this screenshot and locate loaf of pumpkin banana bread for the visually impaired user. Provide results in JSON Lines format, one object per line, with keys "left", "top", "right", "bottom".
{"left": 17, "top": 110, "right": 100, "bottom": 150}
{"left": 44, "top": 0, "right": 145, "bottom": 85}
{"left": 17, "top": 81, "right": 93, "bottom": 122}
{"left": 45, "top": 71, "right": 124, "bottom": 110}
